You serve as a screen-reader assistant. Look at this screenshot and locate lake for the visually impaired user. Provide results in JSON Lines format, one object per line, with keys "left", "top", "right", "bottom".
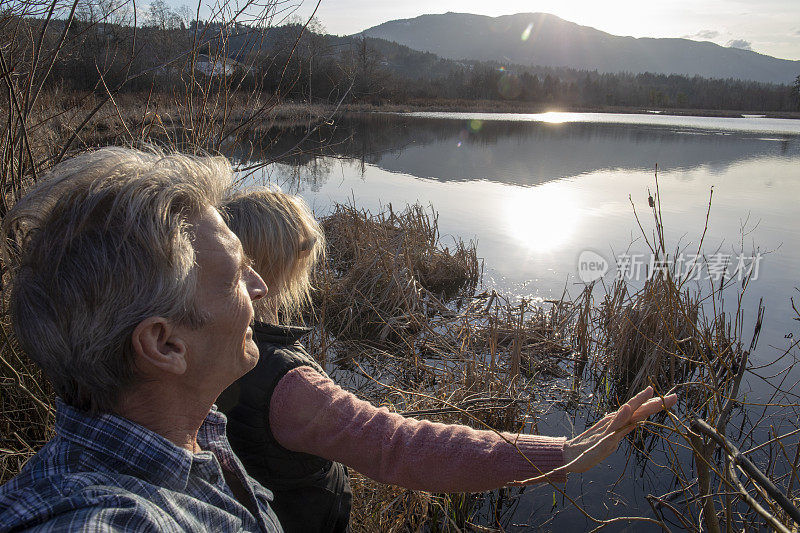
{"left": 236, "top": 111, "right": 800, "bottom": 530}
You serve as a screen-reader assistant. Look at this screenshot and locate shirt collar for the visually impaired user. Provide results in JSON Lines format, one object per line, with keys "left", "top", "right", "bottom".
{"left": 55, "top": 399, "right": 226, "bottom": 492}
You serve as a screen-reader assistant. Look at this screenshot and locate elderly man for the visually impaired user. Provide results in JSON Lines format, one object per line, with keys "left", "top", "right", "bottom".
{"left": 0, "top": 148, "right": 282, "bottom": 531}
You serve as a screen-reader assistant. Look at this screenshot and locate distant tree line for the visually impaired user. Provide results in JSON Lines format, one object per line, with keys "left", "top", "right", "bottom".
{"left": 268, "top": 29, "right": 798, "bottom": 112}
{"left": 410, "top": 66, "right": 796, "bottom": 111}
{"left": 7, "top": 12, "right": 798, "bottom": 112}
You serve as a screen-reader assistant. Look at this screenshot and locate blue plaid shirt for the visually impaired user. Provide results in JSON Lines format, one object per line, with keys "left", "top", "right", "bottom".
{"left": 0, "top": 400, "right": 282, "bottom": 532}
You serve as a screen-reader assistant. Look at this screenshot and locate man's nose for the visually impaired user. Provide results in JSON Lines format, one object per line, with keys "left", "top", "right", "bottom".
{"left": 245, "top": 267, "right": 268, "bottom": 301}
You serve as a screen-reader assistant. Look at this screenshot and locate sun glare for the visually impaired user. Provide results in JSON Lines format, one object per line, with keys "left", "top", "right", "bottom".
{"left": 503, "top": 183, "right": 581, "bottom": 253}
{"left": 537, "top": 111, "right": 572, "bottom": 124}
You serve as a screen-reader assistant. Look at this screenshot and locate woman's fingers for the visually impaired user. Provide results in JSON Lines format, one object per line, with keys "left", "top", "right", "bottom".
{"left": 615, "top": 423, "right": 640, "bottom": 441}
{"left": 594, "top": 412, "right": 616, "bottom": 430}
{"left": 609, "top": 403, "right": 632, "bottom": 432}
{"left": 625, "top": 386, "right": 655, "bottom": 413}
{"left": 630, "top": 393, "right": 678, "bottom": 424}
{"left": 564, "top": 389, "right": 678, "bottom": 474}
{"left": 578, "top": 388, "right": 676, "bottom": 443}
{"left": 609, "top": 387, "right": 653, "bottom": 431}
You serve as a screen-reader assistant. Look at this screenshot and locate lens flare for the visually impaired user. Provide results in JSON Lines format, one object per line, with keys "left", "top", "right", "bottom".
{"left": 521, "top": 23, "right": 533, "bottom": 41}
{"left": 469, "top": 119, "right": 483, "bottom": 133}
{"left": 497, "top": 72, "right": 522, "bottom": 99}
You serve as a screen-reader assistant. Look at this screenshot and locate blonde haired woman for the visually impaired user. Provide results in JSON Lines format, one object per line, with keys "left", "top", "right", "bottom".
{"left": 217, "top": 188, "right": 676, "bottom": 533}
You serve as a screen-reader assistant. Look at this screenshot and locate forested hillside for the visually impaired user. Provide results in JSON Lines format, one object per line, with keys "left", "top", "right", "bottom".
{"left": 9, "top": 13, "right": 798, "bottom": 112}
{"left": 363, "top": 12, "right": 800, "bottom": 84}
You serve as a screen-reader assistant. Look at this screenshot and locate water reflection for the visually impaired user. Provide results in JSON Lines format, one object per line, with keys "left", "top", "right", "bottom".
{"left": 233, "top": 113, "right": 800, "bottom": 188}
{"left": 234, "top": 115, "right": 799, "bottom": 299}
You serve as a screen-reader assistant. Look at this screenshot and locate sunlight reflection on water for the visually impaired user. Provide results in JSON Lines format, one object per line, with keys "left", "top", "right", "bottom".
{"left": 407, "top": 110, "right": 800, "bottom": 134}
{"left": 503, "top": 182, "right": 582, "bottom": 252}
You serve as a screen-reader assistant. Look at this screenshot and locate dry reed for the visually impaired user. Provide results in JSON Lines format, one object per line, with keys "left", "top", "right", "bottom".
{"left": 316, "top": 202, "right": 480, "bottom": 343}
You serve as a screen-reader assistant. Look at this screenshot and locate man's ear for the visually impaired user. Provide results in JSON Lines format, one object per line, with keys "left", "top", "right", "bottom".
{"left": 131, "top": 317, "right": 188, "bottom": 375}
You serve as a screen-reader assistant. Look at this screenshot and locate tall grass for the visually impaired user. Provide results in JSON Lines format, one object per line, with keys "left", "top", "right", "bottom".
{"left": 317, "top": 202, "right": 480, "bottom": 344}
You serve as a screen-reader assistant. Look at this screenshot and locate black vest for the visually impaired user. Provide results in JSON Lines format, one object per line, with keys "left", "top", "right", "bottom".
{"left": 217, "top": 323, "right": 352, "bottom": 533}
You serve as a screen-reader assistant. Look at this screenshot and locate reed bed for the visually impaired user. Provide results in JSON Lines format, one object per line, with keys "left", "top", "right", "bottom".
{"left": 316, "top": 202, "right": 481, "bottom": 343}
{"left": 566, "top": 180, "right": 797, "bottom": 532}
{"left": 589, "top": 272, "right": 716, "bottom": 403}
{"left": 348, "top": 470, "right": 433, "bottom": 533}
{"left": 0, "top": 90, "right": 333, "bottom": 162}
{"left": 312, "top": 202, "right": 572, "bottom": 429}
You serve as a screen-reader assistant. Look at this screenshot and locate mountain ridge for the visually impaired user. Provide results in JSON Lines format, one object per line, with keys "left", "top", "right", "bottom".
{"left": 360, "top": 12, "right": 800, "bottom": 84}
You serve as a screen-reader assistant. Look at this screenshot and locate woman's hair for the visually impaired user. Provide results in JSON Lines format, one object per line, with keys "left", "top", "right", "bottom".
{"left": 220, "top": 188, "right": 325, "bottom": 322}
{"left": 220, "top": 188, "right": 325, "bottom": 320}
{"left": 2, "top": 147, "right": 231, "bottom": 413}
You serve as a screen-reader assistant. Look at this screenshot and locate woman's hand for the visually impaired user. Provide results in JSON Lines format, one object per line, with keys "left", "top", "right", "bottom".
{"left": 562, "top": 386, "right": 677, "bottom": 474}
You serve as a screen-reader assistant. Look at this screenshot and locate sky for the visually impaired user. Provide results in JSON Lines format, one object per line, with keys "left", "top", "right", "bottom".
{"left": 285, "top": 0, "right": 800, "bottom": 60}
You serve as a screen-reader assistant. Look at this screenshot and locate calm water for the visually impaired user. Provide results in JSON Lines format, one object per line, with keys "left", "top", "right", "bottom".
{"left": 236, "top": 112, "right": 800, "bottom": 530}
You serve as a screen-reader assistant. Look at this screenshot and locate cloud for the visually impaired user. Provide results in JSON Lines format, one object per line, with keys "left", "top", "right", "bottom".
{"left": 693, "top": 30, "right": 720, "bottom": 40}
{"left": 726, "top": 39, "right": 752, "bottom": 51}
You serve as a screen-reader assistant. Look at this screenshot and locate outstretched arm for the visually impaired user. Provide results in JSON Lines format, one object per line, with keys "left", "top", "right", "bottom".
{"left": 270, "top": 366, "right": 565, "bottom": 492}
{"left": 270, "top": 368, "right": 677, "bottom": 491}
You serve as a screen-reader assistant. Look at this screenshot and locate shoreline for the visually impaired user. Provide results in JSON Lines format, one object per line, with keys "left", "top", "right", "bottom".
{"left": 338, "top": 100, "right": 800, "bottom": 120}
{"left": 14, "top": 92, "right": 798, "bottom": 166}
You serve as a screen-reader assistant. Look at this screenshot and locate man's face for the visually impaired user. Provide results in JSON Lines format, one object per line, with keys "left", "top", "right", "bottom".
{"left": 179, "top": 205, "right": 267, "bottom": 394}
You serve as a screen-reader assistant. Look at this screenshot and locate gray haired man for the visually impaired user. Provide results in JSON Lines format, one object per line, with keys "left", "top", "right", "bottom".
{"left": 0, "top": 148, "right": 282, "bottom": 531}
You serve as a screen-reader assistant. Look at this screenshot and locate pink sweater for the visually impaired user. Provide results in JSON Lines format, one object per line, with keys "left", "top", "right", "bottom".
{"left": 269, "top": 366, "right": 566, "bottom": 492}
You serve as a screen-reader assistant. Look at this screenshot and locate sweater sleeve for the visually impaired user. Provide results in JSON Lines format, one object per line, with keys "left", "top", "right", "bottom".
{"left": 269, "top": 366, "right": 566, "bottom": 492}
